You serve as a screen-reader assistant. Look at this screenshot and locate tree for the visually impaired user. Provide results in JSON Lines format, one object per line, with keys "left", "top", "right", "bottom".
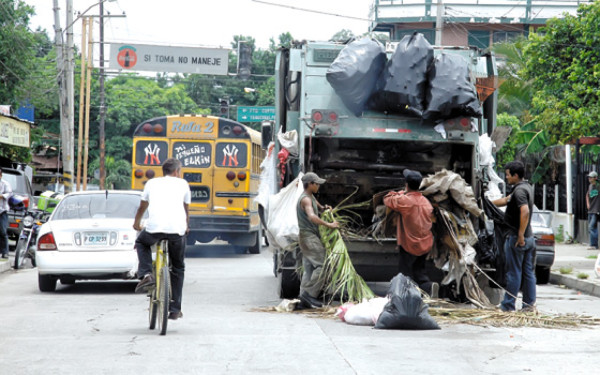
{"left": 331, "top": 29, "right": 355, "bottom": 42}
{"left": 493, "top": 38, "right": 534, "bottom": 119}
{"left": 0, "top": 0, "right": 36, "bottom": 106}
{"left": 522, "top": 2, "right": 600, "bottom": 145}
{"left": 495, "top": 113, "right": 521, "bottom": 167}
{"left": 88, "top": 156, "right": 131, "bottom": 190}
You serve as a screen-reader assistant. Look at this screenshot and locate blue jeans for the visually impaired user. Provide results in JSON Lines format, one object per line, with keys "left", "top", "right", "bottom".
{"left": 0, "top": 212, "right": 8, "bottom": 256}
{"left": 501, "top": 235, "right": 536, "bottom": 311}
{"left": 588, "top": 213, "right": 599, "bottom": 248}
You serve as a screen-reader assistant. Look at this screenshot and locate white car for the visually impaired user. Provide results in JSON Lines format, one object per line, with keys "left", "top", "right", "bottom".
{"left": 36, "top": 190, "right": 143, "bottom": 292}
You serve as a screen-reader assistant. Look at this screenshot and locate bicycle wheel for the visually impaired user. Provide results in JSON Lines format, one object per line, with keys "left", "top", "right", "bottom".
{"left": 14, "top": 237, "right": 29, "bottom": 270}
{"left": 157, "top": 265, "right": 170, "bottom": 335}
{"left": 148, "top": 284, "right": 158, "bottom": 330}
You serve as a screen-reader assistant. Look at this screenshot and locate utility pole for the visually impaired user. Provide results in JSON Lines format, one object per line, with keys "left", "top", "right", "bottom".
{"left": 98, "top": 1, "right": 106, "bottom": 189}
{"left": 435, "top": 0, "right": 444, "bottom": 46}
{"left": 64, "top": 0, "right": 75, "bottom": 193}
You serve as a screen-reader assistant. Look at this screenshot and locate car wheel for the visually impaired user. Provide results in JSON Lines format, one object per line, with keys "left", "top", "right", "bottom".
{"left": 38, "top": 274, "right": 57, "bottom": 292}
{"left": 536, "top": 266, "right": 550, "bottom": 284}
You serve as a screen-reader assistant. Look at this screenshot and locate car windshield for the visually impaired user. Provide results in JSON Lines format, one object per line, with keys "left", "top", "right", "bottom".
{"left": 52, "top": 193, "right": 141, "bottom": 220}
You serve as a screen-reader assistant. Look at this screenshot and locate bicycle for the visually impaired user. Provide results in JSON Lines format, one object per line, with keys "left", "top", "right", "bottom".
{"left": 148, "top": 239, "right": 171, "bottom": 335}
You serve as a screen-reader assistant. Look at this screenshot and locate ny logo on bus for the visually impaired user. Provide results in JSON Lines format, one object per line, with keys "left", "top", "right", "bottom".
{"left": 221, "top": 144, "right": 239, "bottom": 167}
{"left": 144, "top": 143, "right": 161, "bottom": 165}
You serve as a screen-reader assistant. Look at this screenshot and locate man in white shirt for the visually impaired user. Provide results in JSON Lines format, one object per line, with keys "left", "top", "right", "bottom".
{"left": 133, "top": 158, "right": 191, "bottom": 320}
{"left": 0, "top": 169, "right": 12, "bottom": 259}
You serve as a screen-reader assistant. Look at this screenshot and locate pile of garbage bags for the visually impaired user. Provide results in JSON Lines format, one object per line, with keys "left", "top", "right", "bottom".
{"left": 336, "top": 273, "right": 440, "bottom": 330}
{"left": 326, "top": 33, "right": 482, "bottom": 121}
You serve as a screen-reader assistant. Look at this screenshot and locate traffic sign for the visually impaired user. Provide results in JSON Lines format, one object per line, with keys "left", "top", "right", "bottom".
{"left": 237, "top": 106, "right": 275, "bottom": 122}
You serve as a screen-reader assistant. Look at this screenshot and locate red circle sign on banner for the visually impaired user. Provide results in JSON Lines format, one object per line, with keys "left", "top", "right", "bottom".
{"left": 117, "top": 46, "right": 137, "bottom": 69}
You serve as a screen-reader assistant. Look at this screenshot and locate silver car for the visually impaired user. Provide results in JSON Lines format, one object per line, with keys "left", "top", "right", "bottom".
{"left": 36, "top": 191, "right": 142, "bottom": 292}
{"left": 531, "top": 207, "right": 555, "bottom": 285}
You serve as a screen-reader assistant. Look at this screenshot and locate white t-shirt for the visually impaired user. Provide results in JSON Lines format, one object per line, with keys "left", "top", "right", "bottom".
{"left": 142, "top": 176, "right": 191, "bottom": 236}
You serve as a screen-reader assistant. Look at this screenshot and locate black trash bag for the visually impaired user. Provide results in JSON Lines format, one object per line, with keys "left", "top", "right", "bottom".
{"left": 476, "top": 218, "right": 496, "bottom": 264}
{"left": 480, "top": 195, "right": 515, "bottom": 288}
{"left": 375, "top": 273, "right": 440, "bottom": 330}
{"left": 423, "top": 53, "right": 482, "bottom": 121}
{"left": 326, "top": 38, "right": 386, "bottom": 116}
{"left": 370, "top": 33, "right": 433, "bottom": 117}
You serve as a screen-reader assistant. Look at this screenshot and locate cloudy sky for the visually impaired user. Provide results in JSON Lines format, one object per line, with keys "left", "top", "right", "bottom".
{"left": 26, "top": 0, "right": 373, "bottom": 50}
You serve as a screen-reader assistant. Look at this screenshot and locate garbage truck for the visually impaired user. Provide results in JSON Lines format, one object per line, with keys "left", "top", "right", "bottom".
{"left": 262, "top": 36, "right": 499, "bottom": 298}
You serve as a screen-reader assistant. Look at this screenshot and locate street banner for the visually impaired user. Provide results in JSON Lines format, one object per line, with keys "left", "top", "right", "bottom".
{"left": 109, "top": 43, "right": 229, "bottom": 75}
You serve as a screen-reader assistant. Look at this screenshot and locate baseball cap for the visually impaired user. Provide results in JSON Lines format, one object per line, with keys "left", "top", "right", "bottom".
{"left": 302, "top": 172, "right": 326, "bottom": 184}
{"left": 403, "top": 169, "right": 423, "bottom": 190}
{"left": 589, "top": 171, "right": 598, "bottom": 178}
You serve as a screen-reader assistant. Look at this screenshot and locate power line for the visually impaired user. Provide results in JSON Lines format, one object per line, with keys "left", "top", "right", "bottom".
{"left": 251, "top": 0, "right": 369, "bottom": 21}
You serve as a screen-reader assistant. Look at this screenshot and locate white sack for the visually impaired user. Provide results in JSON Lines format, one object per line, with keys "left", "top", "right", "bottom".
{"left": 266, "top": 173, "right": 304, "bottom": 249}
{"left": 255, "top": 142, "right": 277, "bottom": 215}
{"left": 277, "top": 129, "right": 299, "bottom": 157}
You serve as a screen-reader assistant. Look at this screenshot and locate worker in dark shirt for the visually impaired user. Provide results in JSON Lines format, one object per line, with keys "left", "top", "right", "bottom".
{"left": 586, "top": 171, "right": 600, "bottom": 250}
{"left": 493, "top": 160, "right": 536, "bottom": 312}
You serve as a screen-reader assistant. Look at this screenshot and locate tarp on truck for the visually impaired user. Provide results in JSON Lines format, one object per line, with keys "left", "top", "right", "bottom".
{"left": 326, "top": 38, "right": 386, "bottom": 116}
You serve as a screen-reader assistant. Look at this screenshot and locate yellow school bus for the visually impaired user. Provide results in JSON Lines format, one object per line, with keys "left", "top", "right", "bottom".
{"left": 131, "top": 115, "right": 264, "bottom": 253}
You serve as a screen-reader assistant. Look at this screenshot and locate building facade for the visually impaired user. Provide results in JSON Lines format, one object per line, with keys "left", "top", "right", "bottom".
{"left": 369, "top": 0, "right": 591, "bottom": 48}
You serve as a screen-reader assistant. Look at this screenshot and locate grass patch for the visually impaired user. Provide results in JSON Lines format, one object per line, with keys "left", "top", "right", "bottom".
{"left": 577, "top": 273, "right": 589, "bottom": 279}
{"left": 586, "top": 255, "right": 597, "bottom": 259}
{"left": 559, "top": 266, "right": 573, "bottom": 275}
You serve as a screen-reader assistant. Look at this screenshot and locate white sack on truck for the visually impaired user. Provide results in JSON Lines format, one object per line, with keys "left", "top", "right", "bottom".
{"left": 370, "top": 32, "right": 434, "bottom": 117}
{"left": 326, "top": 38, "right": 386, "bottom": 117}
{"left": 423, "top": 53, "right": 482, "bottom": 121}
{"left": 255, "top": 142, "right": 276, "bottom": 216}
{"left": 265, "top": 173, "right": 304, "bottom": 250}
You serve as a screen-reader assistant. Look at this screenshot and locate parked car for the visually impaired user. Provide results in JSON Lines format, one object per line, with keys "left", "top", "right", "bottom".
{"left": 2, "top": 167, "right": 35, "bottom": 243}
{"left": 531, "top": 207, "right": 555, "bottom": 284}
{"left": 36, "top": 190, "right": 144, "bottom": 292}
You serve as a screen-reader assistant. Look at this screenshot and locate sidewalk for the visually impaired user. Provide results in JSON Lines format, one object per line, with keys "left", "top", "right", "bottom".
{"left": 0, "top": 251, "right": 14, "bottom": 273}
{"left": 550, "top": 242, "right": 600, "bottom": 297}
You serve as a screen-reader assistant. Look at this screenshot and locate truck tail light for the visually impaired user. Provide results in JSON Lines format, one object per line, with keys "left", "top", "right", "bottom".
{"left": 328, "top": 112, "right": 338, "bottom": 123}
{"left": 312, "top": 111, "right": 323, "bottom": 123}
{"left": 38, "top": 232, "right": 57, "bottom": 251}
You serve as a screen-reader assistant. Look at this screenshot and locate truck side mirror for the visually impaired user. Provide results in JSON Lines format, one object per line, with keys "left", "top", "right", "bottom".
{"left": 261, "top": 121, "right": 273, "bottom": 150}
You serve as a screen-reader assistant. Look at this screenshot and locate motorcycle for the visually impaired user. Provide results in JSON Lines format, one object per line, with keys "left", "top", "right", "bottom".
{"left": 13, "top": 210, "right": 47, "bottom": 270}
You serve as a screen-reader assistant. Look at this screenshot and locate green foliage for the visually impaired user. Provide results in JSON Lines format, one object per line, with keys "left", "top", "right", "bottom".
{"left": 577, "top": 272, "right": 589, "bottom": 280}
{"left": 523, "top": 2, "right": 600, "bottom": 145}
{"left": 493, "top": 38, "right": 534, "bottom": 118}
{"left": 88, "top": 156, "right": 131, "bottom": 190}
{"left": 0, "top": 0, "right": 36, "bottom": 106}
{"left": 495, "top": 113, "right": 521, "bottom": 167}
{"left": 559, "top": 266, "right": 572, "bottom": 275}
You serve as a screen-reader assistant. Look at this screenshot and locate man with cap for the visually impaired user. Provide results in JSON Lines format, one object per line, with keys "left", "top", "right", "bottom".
{"left": 383, "top": 169, "right": 435, "bottom": 295}
{"left": 586, "top": 171, "right": 600, "bottom": 250}
{"left": 297, "top": 172, "right": 339, "bottom": 308}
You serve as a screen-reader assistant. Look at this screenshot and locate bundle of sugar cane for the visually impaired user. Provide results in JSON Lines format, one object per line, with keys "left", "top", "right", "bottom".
{"left": 320, "top": 209, "right": 375, "bottom": 304}
{"left": 429, "top": 307, "right": 600, "bottom": 329}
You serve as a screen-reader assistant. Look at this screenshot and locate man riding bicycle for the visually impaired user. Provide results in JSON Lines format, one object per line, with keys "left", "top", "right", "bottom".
{"left": 133, "top": 158, "right": 191, "bottom": 320}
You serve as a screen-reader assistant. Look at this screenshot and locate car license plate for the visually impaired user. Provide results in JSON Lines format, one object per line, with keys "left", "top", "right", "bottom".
{"left": 84, "top": 232, "right": 107, "bottom": 245}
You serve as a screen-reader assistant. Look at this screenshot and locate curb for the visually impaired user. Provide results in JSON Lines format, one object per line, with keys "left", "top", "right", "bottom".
{"left": 550, "top": 272, "right": 600, "bottom": 298}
